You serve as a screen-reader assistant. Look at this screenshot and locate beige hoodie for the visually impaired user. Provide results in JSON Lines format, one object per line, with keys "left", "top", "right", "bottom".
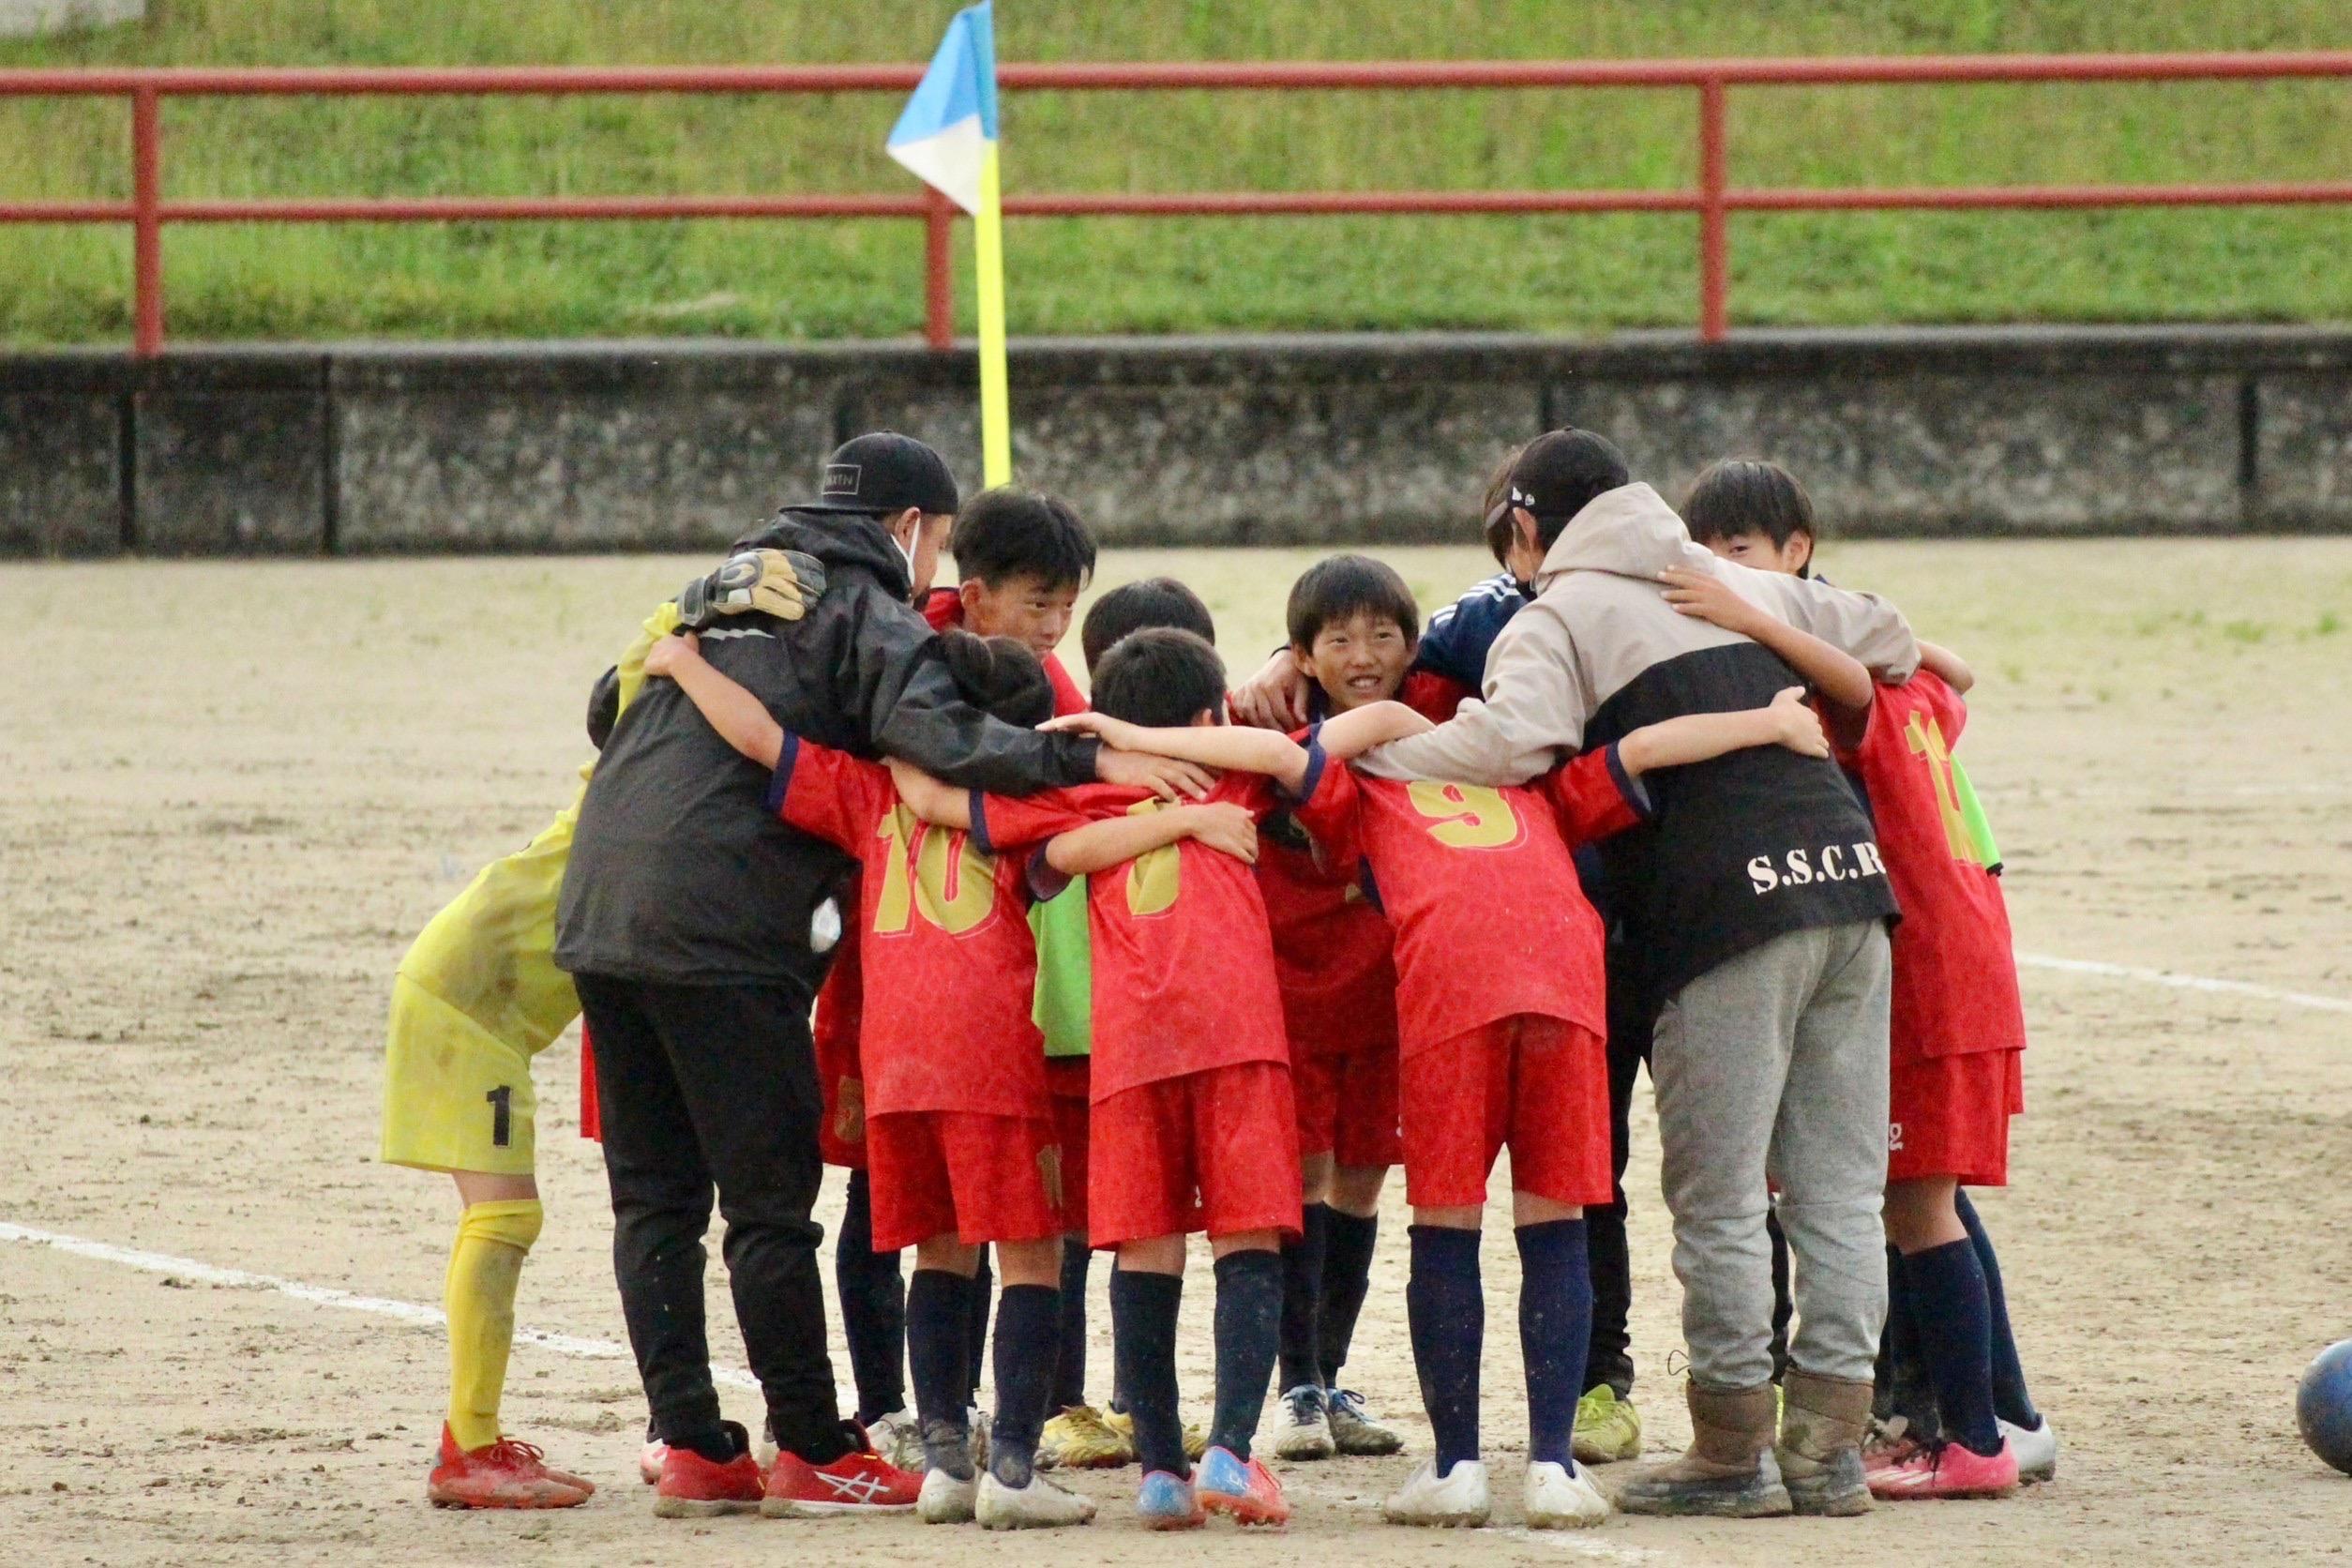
{"left": 1359, "top": 483, "right": 1919, "bottom": 784}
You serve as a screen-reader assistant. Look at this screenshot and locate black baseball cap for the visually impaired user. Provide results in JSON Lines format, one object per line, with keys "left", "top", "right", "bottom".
{"left": 796, "top": 431, "right": 960, "bottom": 518}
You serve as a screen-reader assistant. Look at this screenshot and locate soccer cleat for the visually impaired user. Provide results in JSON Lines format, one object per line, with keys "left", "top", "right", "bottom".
{"left": 1868, "top": 1438, "right": 2020, "bottom": 1500}
{"left": 762, "top": 1436, "right": 923, "bottom": 1517}
{"left": 1194, "top": 1445, "right": 1290, "bottom": 1527}
{"left": 866, "top": 1409, "right": 926, "bottom": 1473}
{"left": 1103, "top": 1406, "right": 1209, "bottom": 1462}
{"left": 1270, "top": 1384, "right": 1335, "bottom": 1461}
{"left": 650, "top": 1423, "right": 764, "bottom": 1518}
{"left": 976, "top": 1470, "right": 1098, "bottom": 1529}
{"left": 1040, "top": 1405, "right": 1134, "bottom": 1470}
{"left": 1381, "top": 1458, "right": 1491, "bottom": 1528}
{"left": 916, "top": 1465, "right": 978, "bottom": 1524}
{"left": 1135, "top": 1468, "right": 1206, "bottom": 1530}
{"left": 638, "top": 1415, "right": 667, "bottom": 1485}
{"left": 1326, "top": 1387, "right": 1406, "bottom": 1455}
{"left": 2001, "top": 1416, "right": 2058, "bottom": 1484}
{"left": 428, "top": 1425, "right": 593, "bottom": 1510}
{"left": 1863, "top": 1425, "right": 1925, "bottom": 1478}
{"left": 1524, "top": 1460, "right": 1610, "bottom": 1530}
{"left": 1572, "top": 1385, "right": 1644, "bottom": 1465}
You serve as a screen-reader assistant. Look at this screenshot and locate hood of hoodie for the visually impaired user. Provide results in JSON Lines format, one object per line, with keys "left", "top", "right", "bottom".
{"left": 1532, "top": 482, "right": 1714, "bottom": 591}
{"left": 736, "top": 507, "right": 912, "bottom": 602}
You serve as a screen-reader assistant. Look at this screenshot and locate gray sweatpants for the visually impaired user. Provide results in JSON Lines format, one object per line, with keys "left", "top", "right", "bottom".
{"left": 1651, "top": 919, "right": 1892, "bottom": 1390}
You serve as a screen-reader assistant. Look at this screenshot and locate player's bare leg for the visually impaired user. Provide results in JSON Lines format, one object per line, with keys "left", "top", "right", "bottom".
{"left": 427, "top": 1169, "right": 593, "bottom": 1509}
{"left": 1872, "top": 1177, "right": 2019, "bottom": 1500}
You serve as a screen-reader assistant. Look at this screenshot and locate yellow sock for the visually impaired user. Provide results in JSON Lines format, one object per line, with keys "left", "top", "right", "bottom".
{"left": 445, "top": 1199, "right": 543, "bottom": 1453}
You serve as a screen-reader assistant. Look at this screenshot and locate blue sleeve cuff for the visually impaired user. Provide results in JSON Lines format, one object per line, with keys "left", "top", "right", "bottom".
{"left": 764, "top": 731, "right": 802, "bottom": 816}
{"left": 1282, "top": 724, "right": 1329, "bottom": 804}
{"left": 1027, "top": 845, "right": 1074, "bottom": 903}
{"left": 967, "top": 789, "right": 994, "bottom": 854}
{"left": 1605, "top": 741, "right": 1653, "bottom": 820}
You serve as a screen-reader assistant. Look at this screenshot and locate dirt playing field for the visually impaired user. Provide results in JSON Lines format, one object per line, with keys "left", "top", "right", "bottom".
{"left": 3, "top": 537, "right": 2348, "bottom": 1567}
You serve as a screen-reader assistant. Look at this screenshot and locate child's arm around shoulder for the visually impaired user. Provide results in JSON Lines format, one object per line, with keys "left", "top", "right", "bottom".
{"left": 1657, "top": 565, "right": 1874, "bottom": 741}
{"left": 1045, "top": 801, "right": 1259, "bottom": 875}
{"left": 884, "top": 757, "right": 972, "bottom": 830}
{"left": 643, "top": 632, "right": 785, "bottom": 767}
{"left": 1918, "top": 640, "right": 1975, "bottom": 694}
{"left": 1041, "top": 700, "right": 1429, "bottom": 795}
{"left": 1617, "top": 686, "right": 1829, "bottom": 776}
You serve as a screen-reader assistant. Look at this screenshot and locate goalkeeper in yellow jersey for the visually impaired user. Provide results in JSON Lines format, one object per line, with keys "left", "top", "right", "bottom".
{"left": 381, "top": 550, "right": 819, "bottom": 1508}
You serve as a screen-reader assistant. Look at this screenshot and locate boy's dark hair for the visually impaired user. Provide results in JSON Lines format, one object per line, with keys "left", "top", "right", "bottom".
{"left": 1286, "top": 553, "right": 1421, "bottom": 649}
{"left": 1080, "top": 577, "right": 1218, "bottom": 672}
{"left": 1681, "top": 459, "right": 1818, "bottom": 551}
{"left": 939, "top": 628, "right": 1056, "bottom": 730}
{"left": 1090, "top": 627, "right": 1226, "bottom": 730}
{"left": 1500, "top": 429, "right": 1632, "bottom": 550}
{"left": 949, "top": 487, "right": 1097, "bottom": 593}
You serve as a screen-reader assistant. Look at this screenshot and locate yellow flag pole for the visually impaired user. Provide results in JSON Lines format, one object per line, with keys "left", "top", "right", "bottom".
{"left": 974, "top": 140, "right": 1013, "bottom": 487}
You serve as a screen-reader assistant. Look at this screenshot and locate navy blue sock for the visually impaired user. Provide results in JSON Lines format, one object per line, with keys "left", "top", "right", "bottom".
{"left": 1957, "top": 1190, "right": 2040, "bottom": 1428}
{"left": 1319, "top": 1209, "right": 1379, "bottom": 1387}
{"left": 1883, "top": 1244, "right": 1942, "bottom": 1439}
{"left": 1407, "top": 1224, "right": 1484, "bottom": 1474}
{"left": 906, "top": 1268, "right": 976, "bottom": 1477}
{"left": 1901, "top": 1238, "right": 2002, "bottom": 1456}
{"left": 1110, "top": 1268, "right": 1187, "bottom": 1477}
{"left": 1051, "top": 1236, "right": 1091, "bottom": 1410}
{"left": 836, "top": 1169, "right": 907, "bottom": 1426}
{"left": 1278, "top": 1203, "right": 1330, "bottom": 1392}
{"left": 1515, "top": 1218, "right": 1591, "bottom": 1470}
{"left": 988, "top": 1284, "right": 1060, "bottom": 1487}
{"left": 967, "top": 1245, "right": 994, "bottom": 1403}
{"left": 1211, "top": 1249, "right": 1284, "bottom": 1459}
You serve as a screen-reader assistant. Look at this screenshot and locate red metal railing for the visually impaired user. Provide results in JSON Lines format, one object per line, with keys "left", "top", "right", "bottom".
{"left": 2, "top": 52, "right": 2348, "bottom": 356}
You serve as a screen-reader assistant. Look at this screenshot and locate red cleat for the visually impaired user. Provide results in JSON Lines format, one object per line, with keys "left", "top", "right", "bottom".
{"left": 427, "top": 1425, "right": 593, "bottom": 1510}
{"left": 761, "top": 1440, "right": 921, "bottom": 1517}
{"left": 651, "top": 1424, "right": 765, "bottom": 1517}
{"left": 1869, "top": 1438, "right": 2019, "bottom": 1500}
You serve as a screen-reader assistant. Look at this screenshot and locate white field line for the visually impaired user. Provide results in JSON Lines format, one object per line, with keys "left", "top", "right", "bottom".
{"left": 0, "top": 1220, "right": 760, "bottom": 1391}
{"left": 2015, "top": 952, "right": 2352, "bottom": 1015}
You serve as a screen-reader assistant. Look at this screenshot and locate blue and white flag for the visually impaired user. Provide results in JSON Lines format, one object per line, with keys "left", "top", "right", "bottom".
{"left": 886, "top": 1, "right": 1000, "bottom": 217}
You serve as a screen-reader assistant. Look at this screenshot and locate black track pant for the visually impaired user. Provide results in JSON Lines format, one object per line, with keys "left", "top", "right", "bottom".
{"left": 576, "top": 973, "right": 844, "bottom": 1460}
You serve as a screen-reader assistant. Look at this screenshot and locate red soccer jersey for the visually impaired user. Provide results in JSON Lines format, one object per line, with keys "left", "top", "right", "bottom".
{"left": 972, "top": 774, "right": 1290, "bottom": 1102}
{"left": 1255, "top": 726, "right": 1400, "bottom": 1061}
{"left": 1842, "top": 671, "right": 2028, "bottom": 1063}
{"left": 920, "top": 588, "right": 1088, "bottom": 717}
{"left": 1294, "top": 743, "right": 1639, "bottom": 1059}
{"left": 769, "top": 734, "right": 1048, "bottom": 1117}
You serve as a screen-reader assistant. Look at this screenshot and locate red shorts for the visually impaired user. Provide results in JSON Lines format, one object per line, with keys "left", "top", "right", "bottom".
{"left": 1292, "top": 1042, "right": 1402, "bottom": 1168}
{"left": 1888, "top": 1048, "right": 2021, "bottom": 1186}
{"left": 1400, "top": 1016, "right": 1612, "bottom": 1210}
{"left": 866, "top": 1110, "right": 1065, "bottom": 1253}
{"left": 1046, "top": 1056, "right": 1092, "bottom": 1234}
{"left": 1088, "top": 1062, "right": 1302, "bottom": 1249}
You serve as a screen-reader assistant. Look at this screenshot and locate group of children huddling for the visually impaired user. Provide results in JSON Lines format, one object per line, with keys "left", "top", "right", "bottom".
{"left": 593, "top": 428, "right": 2052, "bottom": 1530}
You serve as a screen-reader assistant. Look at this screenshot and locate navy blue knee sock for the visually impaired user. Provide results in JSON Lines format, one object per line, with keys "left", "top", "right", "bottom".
{"left": 1515, "top": 1218, "right": 1591, "bottom": 1470}
{"left": 1901, "top": 1238, "right": 2002, "bottom": 1456}
{"left": 1407, "top": 1224, "right": 1484, "bottom": 1475}
{"left": 967, "top": 1246, "right": 994, "bottom": 1403}
{"left": 1957, "top": 1189, "right": 2040, "bottom": 1428}
{"left": 1110, "top": 1269, "right": 1187, "bottom": 1477}
{"left": 906, "top": 1268, "right": 977, "bottom": 1477}
{"left": 988, "top": 1283, "right": 1060, "bottom": 1487}
{"left": 1051, "top": 1235, "right": 1091, "bottom": 1410}
{"left": 1278, "top": 1203, "right": 1330, "bottom": 1393}
{"left": 1211, "top": 1249, "right": 1284, "bottom": 1458}
{"left": 836, "top": 1169, "right": 907, "bottom": 1426}
{"left": 1319, "top": 1209, "right": 1379, "bottom": 1387}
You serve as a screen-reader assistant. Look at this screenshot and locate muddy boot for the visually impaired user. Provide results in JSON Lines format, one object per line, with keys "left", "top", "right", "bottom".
{"left": 1777, "top": 1368, "right": 1874, "bottom": 1516}
{"left": 1617, "top": 1381, "right": 1791, "bottom": 1518}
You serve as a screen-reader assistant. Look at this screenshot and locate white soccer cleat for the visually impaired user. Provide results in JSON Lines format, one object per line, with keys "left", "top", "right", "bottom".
{"left": 867, "top": 1409, "right": 926, "bottom": 1472}
{"left": 1270, "top": 1384, "right": 1336, "bottom": 1461}
{"left": 917, "top": 1466, "right": 979, "bottom": 1524}
{"left": 976, "top": 1470, "right": 1098, "bottom": 1529}
{"left": 1381, "top": 1458, "right": 1491, "bottom": 1528}
{"left": 2001, "top": 1416, "right": 2058, "bottom": 1484}
{"left": 1524, "top": 1460, "right": 1611, "bottom": 1529}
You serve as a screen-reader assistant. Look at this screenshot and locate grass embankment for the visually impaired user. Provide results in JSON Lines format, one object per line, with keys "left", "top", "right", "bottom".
{"left": 2, "top": 1, "right": 2348, "bottom": 343}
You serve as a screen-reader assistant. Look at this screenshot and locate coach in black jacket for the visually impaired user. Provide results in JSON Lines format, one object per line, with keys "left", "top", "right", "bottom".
{"left": 556, "top": 433, "right": 1184, "bottom": 1485}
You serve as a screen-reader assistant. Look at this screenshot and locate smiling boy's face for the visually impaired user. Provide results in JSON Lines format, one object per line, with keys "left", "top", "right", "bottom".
{"left": 1293, "top": 610, "right": 1413, "bottom": 714}
{"left": 960, "top": 571, "right": 1081, "bottom": 657}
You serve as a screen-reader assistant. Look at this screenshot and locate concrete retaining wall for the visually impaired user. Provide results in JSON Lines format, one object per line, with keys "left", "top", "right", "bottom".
{"left": 5, "top": 326, "right": 2351, "bottom": 557}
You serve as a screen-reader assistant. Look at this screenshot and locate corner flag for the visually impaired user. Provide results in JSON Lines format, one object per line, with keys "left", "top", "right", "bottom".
{"left": 887, "top": 2, "right": 1012, "bottom": 486}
